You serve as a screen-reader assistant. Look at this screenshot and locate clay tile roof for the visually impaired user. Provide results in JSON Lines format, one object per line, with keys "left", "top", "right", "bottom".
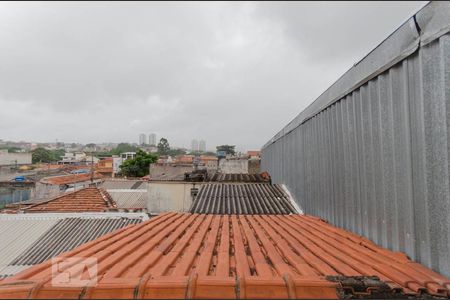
{"left": 0, "top": 213, "right": 448, "bottom": 299}
{"left": 23, "top": 188, "right": 116, "bottom": 213}
{"left": 41, "top": 173, "right": 104, "bottom": 185}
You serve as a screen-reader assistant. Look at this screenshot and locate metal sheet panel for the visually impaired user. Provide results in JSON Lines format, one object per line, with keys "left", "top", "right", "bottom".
{"left": 10, "top": 217, "right": 141, "bottom": 265}
{"left": 261, "top": 2, "right": 450, "bottom": 277}
{"left": 107, "top": 189, "right": 148, "bottom": 209}
{"left": 0, "top": 213, "right": 148, "bottom": 277}
{"left": 189, "top": 183, "right": 298, "bottom": 215}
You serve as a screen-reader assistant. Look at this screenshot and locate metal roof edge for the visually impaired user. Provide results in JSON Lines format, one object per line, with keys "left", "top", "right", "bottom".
{"left": 0, "top": 212, "right": 149, "bottom": 220}
{"left": 280, "top": 184, "right": 303, "bottom": 215}
{"left": 262, "top": 1, "right": 449, "bottom": 150}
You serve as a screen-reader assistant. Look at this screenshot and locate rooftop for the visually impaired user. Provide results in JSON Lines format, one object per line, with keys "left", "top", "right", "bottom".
{"left": 100, "top": 179, "right": 147, "bottom": 190}
{"left": 208, "top": 173, "right": 270, "bottom": 183}
{"left": 106, "top": 189, "right": 148, "bottom": 210}
{"left": 40, "top": 173, "right": 103, "bottom": 185}
{"left": 0, "top": 212, "right": 147, "bottom": 278}
{"left": 23, "top": 187, "right": 115, "bottom": 213}
{"left": 149, "top": 164, "right": 193, "bottom": 181}
{"left": 190, "top": 183, "right": 298, "bottom": 215}
{"left": 0, "top": 212, "right": 448, "bottom": 298}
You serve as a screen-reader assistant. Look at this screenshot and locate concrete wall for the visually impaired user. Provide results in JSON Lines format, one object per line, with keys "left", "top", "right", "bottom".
{"left": 261, "top": 2, "right": 450, "bottom": 277}
{"left": 218, "top": 159, "right": 248, "bottom": 174}
{"left": 247, "top": 159, "right": 261, "bottom": 174}
{"left": 147, "top": 182, "right": 202, "bottom": 214}
{"left": 0, "top": 151, "right": 32, "bottom": 166}
{"left": 0, "top": 183, "right": 35, "bottom": 208}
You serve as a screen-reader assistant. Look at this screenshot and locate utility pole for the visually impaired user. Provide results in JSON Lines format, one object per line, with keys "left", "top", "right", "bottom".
{"left": 90, "top": 152, "right": 94, "bottom": 184}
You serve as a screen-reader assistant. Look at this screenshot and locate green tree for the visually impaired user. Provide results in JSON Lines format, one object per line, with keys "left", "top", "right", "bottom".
{"left": 32, "top": 148, "right": 54, "bottom": 163}
{"left": 111, "top": 143, "right": 138, "bottom": 155}
{"left": 51, "top": 149, "right": 65, "bottom": 161}
{"left": 216, "top": 145, "right": 236, "bottom": 156}
{"left": 157, "top": 138, "right": 170, "bottom": 155}
{"left": 167, "top": 148, "right": 186, "bottom": 157}
{"left": 0, "top": 146, "right": 22, "bottom": 153}
{"left": 119, "top": 149, "right": 158, "bottom": 177}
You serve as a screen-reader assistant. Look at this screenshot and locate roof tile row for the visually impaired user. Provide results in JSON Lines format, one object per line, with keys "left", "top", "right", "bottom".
{"left": 0, "top": 213, "right": 448, "bottom": 299}
{"left": 41, "top": 173, "right": 103, "bottom": 185}
{"left": 24, "top": 188, "right": 115, "bottom": 213}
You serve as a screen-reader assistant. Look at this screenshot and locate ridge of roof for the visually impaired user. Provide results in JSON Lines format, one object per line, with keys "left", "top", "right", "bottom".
{"left": 23, "top": 187, "right": 117, "bottom": 213}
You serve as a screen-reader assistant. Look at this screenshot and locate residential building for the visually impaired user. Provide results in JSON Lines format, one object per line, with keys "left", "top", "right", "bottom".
{"left": 96, "top": 157, "right": 113, "bottom": 177}
{"left": 121, "top": 152, "right": 136, "bottom": 160}
{"left": 199, "top": 140, "right": 206, "bottom": 152}
{"left": 247, "top": 150, "right": 260, "bottom": 159}
{"left": 218, "top": 157, "right": 248, "bottom": 174}
{"left": 191, "top": 139, "right": 199, "bottom": 152}
{"left": 35, "top": 173, "right": 103, "bottom": 199}
{"left": 139, "top": 133, "right": 146, "bottom": 145}
{"left": 148, "top": 133, "right": 157, "bottom": 146}
{"left": 57, "top": 152, "right": 87, "bottom": 165}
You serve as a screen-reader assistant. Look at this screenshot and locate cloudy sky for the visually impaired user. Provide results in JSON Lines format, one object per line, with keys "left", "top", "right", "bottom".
{"left": 0, "top": 1, "right": 426, "bottom": 151}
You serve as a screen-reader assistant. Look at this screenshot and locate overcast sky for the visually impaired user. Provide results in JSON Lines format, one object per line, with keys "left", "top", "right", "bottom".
{"left": 0, "top": 1, "right": 426, "bottom": 151}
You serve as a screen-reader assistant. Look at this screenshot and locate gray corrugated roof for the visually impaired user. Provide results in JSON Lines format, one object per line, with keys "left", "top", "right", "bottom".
{"left": 208, "top": 173, "right": 269, "bottom": 183}
{"left": 0, "top": 212, "right": 148, "bottom": 278}
{"left": 189, "top": 183, "right": 298, "bottom": 215}
{"left": 11, "top": 217, "right": 141, "bottom": 265}
{"left": 106, "top": 189, "right": 148, "bottom": 209}
{"left": 149, "top": 164, "right": 192, "bottom": 181}
{"left": 101, "top": 179, "right": 147, "bottom": 189}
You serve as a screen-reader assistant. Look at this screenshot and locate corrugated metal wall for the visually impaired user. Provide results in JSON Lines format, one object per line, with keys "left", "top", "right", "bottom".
{"left": 261, "top": 2, "right": 450, "bottom": 277}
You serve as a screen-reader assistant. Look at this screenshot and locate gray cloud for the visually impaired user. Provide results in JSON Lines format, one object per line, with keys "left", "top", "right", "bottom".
{"left": 0, "top": 1, "right": 426, "bottom": 151}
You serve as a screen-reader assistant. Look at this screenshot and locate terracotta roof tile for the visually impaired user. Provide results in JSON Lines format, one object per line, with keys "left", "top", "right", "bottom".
{"left": 41, "top": 173, "right": 104, "bottom": 185}
{"left": 0, "top": 213, "right": 448, "bottom": 299}
{"left": 23, "top": 188, "right": 116, "bottom": 213}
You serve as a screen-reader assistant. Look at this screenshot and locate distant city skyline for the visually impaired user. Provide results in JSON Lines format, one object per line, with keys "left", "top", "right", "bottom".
{"left": 138, "top": 133, "right": 146, "bottom": 145}
{"left": 148, "top": 133, "right": 157, "bottom": 146}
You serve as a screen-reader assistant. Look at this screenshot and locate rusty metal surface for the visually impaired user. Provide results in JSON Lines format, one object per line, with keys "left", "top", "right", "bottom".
{"left": 0, "top": 213, "right": 448, "bottom": 299}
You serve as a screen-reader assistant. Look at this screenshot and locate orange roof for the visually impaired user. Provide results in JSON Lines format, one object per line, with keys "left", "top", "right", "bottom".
{"left": 247, "top": 150, "right": 260, "bottom": 157}
{"left": 176, "top": 155, "right": 193, "bottom": 164}
{"left": 23, "top": 188, "right": 116, "bottom": 213}
{"left": 41, "top": 173, "right": 104, "bottom": 185}
{"left": 100, "top": 157, "right": 113, "bottom": 162}
{"left": 0, "top": 213, "right": 448, "bottom": 299}
{"left": 199, "top": 155, "right": 218, "bottom": 162}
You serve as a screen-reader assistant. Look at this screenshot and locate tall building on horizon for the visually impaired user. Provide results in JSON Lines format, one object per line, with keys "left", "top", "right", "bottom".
{"left": 199, "top": 140, "right": 206, "bottom": 152}
{"left": 139, "top": 133, "right": 146, "bottom": 145}
{"left": 149, "top": 133, "right": 157, "bottom": 146}
{"left": 191, "top": 139, "right": 199, "bottom": 152}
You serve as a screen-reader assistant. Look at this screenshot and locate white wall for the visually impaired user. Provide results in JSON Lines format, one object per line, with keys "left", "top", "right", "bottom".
{"left": 218, "top": 159, "right": 248, "bottom": 174}
{"left": 147, "top": 182, "right": 203, "bottom": 214}
{"left": 0, "top": 151, "right": 32, "bottom": 166}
